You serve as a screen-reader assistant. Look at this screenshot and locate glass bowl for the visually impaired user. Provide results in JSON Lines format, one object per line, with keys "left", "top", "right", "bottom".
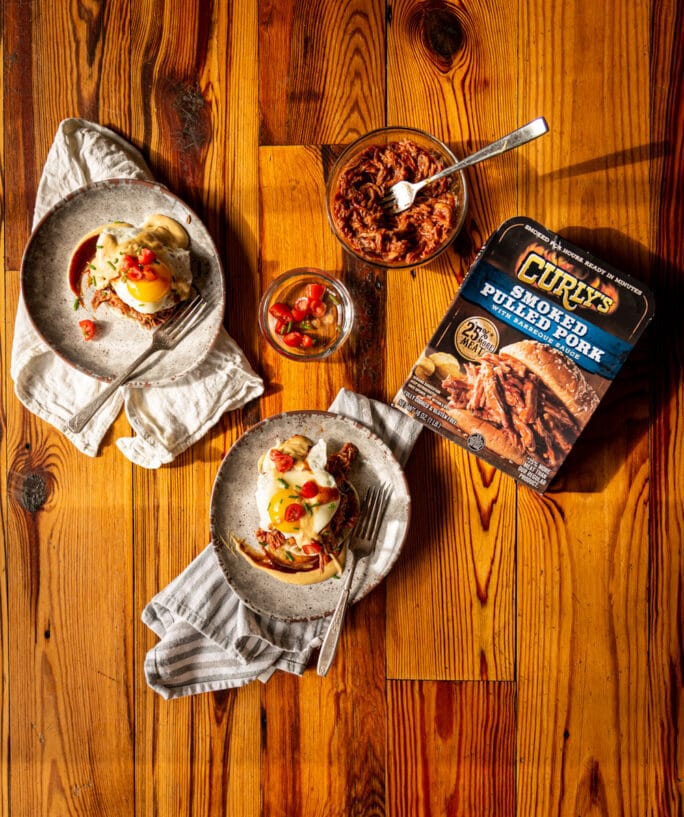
{"left": 258, "top": 268, "right": 354, "bottom": 361}
{"left": 325, "top": 126, "right": 468, "bottom": 269}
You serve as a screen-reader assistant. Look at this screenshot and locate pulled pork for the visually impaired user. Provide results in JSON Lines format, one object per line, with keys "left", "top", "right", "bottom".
{"left": 91, "top": 287, "right": 177, "bottom": 329}
{"left": 442, "top": 352, "right": 581, "bottom": 468}
{"left": 332, "top": 140, "right": 458, "bottom": 264}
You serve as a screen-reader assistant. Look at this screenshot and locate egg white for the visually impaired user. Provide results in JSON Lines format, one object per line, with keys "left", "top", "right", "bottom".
{"left": 255, "top": 439, "right": 340, "bottom": 548}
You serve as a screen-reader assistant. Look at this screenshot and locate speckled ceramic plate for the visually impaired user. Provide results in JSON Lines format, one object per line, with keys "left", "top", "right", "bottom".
{"left": 210, "top": 411, "right": 411, "bottom": 622}
{"left": 20, "top": 179, "right": 225, "bottom": 385}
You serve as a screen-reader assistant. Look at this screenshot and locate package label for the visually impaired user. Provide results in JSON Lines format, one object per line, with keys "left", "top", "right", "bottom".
{"left": 393, "top": 217, "right": 654, "bottom": 492}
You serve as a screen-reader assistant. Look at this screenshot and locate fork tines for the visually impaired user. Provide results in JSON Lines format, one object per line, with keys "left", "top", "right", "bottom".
{"left": 380, "top": 193, "right": 398, "bottom": 212}
{"left": 162, "top": 292, "right": 205, "bottom": 338}
{"left": 358, "top": 482, "right": 391, "bottom": 538}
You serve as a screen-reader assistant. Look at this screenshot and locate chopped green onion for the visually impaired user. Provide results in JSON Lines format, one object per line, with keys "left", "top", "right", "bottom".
{"left": 277, "top": 478, "right": 289, "bottom": 488}
{"left": 73, "top": 298, "right": 80, "bottom": 311}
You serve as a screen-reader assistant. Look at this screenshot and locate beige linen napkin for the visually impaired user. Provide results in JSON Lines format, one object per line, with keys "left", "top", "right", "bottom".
{"left": 142, "top": 389, "right": 422, "bottom": 698}
{"left": 11, "top": 118, "right": 264, "bottom": 467}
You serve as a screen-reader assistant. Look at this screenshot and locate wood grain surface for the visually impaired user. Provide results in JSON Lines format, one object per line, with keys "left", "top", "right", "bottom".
{"left": 1, "top": 1, "right": 682, "bottom": 816}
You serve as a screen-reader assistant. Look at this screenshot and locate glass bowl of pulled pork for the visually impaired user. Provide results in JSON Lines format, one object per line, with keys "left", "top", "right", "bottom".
{"left": 325, "top": 127, "right": 467, "bottom": 269}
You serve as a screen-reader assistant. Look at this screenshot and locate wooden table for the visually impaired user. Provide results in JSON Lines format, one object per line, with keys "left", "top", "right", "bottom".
{"left": 2, "top": 1, "right": 682, "bottom": 815}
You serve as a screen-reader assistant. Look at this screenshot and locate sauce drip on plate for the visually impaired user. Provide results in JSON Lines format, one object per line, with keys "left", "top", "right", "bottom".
{"left": 68, "top": 232, "right": 99, "bottom": 296}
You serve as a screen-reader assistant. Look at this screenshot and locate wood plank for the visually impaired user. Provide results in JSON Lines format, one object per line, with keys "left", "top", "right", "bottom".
{"left": 384, "top": 0, "right": 519, "bottom": 681}
{"left": 262, "top": 587, "right": 386, "bottom": 817}
{"left": 649, "top": 0, "right": 684, "bottom": 811}
{"left": 131, "top": 3, "right": 262, "bottom": 817}
{"left": 5, "top": 278, "right": 136, "bottom": 817}
{"left": 387, "top": 681, "right": 516, "bottom": 816}
{"left": 387, "top": 434, "right": 517, "bottom": 681}
{"left": 3, "top": 2, "right": 138, "bottom": 815}
{"left": 259, "top": 0, "right": 386, "bottom": 145}
{"left": 259, "top": 144, "right": 356, "bottom": 413}
{"left": 0, "top": 20, "right": 8, "bottom": 817}
{"left": 516, "top": 0, "right": 654, "bottom": 814}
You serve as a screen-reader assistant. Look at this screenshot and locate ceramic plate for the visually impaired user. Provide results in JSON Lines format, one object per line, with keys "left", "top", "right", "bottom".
{"left": 20, "top": 179, "right": 225, "bottom": 385}
{"left": 210, "top": 411, "right": 411, "bottom": 622}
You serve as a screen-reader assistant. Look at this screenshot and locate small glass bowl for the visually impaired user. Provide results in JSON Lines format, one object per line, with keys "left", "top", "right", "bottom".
{"left": 259, "top": 268, "right": 354, "bottom": 361}
{"left": 325, "top": 126, "right": 468, "bottom": 269}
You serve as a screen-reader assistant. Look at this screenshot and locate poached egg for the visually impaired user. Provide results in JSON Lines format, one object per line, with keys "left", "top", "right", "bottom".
{"left": 255, "top": 438, "right": 340, "bottom": 550}
{"left": 90, "top": 214, "right": 192, "bottom": 314}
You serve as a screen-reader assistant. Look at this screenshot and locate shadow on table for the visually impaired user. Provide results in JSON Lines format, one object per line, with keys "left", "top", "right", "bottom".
{"left": 548, "top": 223, "right": 677, "bottom": 495}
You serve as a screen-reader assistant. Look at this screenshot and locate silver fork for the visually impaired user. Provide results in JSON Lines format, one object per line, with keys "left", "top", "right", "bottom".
{"left": 317, "top": 482, "right": 392, "bottom": 676}
{"left": 380, "top": 116, "right": 549, "bottom": 214}
{"left": 67, "top": 293, "right": 206, "bottom": 433}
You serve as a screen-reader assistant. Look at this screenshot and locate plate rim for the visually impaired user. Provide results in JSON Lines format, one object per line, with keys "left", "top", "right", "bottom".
{"left": 20, "top": 177, "right": 226, "bottom": 385}
{"left": 209, "top": 409, "right": 412, "bottom": 622}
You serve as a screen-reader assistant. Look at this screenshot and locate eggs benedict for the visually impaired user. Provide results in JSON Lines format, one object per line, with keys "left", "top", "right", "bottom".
{"left": 236, "top": 435, "right": 360, "bottom": 584}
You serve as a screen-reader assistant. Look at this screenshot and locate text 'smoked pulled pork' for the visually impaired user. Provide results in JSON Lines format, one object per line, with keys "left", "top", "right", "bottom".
{"left": 393, "top": 217, "right": 654, "bottom": 492}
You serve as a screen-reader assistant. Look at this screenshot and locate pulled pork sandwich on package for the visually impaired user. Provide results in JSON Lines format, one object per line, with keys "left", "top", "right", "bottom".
{"left": 393, "top": 217, "right": 654, "bottom": 492}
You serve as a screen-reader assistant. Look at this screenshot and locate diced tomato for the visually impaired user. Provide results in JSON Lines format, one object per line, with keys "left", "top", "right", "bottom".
{"left": 291, "top": 295, "right": 311, "bottom": 322}
{"left": 121, "top": 254, "right": 138, "bottom": 269}
{"left": 126, "top": 268, "right": 144, "bottom": 280}
{"left": 270, "top": 449, "right": 295, "bottom": 472}
{"left": 282, "top": 331, "right": 306, "bottom": 347}
{"left": 78, "top": 319, "right": 96, "bottom": 341}
{"left": 269, "top": 302, "right": 294, "bottom": 323}
{"left": 299, "top": 480, "right": 319, "bottom": 499}
{"left": 305, "top": 283, "right": 325, "bottom": 301}
{"left": 138, "top": 247, "right": 156, "bottom": 265}
{"left": 302, "top": 542, "right": 323, "bottom": 554}
{"left": 274, "top": 319, "right": 290, "bottom": 335}
{"left": 308, "top": 298, "right": 327, "bottom": 318}
{"left": 298, "top": 333, "right": 314, "bottom": 348}
{"left": 293, "top": 296, "right": 310, "bottom": 320}
{"left": 284, "top": 502, "right": 305, "bottom": 522}
{"left": 140, "top": 266, "right": 158, "bottom": 280}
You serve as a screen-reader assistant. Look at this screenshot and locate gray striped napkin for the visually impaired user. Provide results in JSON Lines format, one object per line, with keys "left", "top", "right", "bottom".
{"left": 142, "top": 388, "right": 422, "bottom": 698}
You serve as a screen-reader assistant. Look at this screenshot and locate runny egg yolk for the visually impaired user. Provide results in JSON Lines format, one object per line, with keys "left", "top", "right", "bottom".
{"left": 268, "top": 487, "right": 305, "bottom": 534}
{"left": 126, "top": 263, "right": 172, "bottom": 304}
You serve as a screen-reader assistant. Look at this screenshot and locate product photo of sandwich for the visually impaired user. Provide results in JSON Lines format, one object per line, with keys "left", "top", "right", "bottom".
{"left": 440, "top": 340, "right": 599, "bottom": 469}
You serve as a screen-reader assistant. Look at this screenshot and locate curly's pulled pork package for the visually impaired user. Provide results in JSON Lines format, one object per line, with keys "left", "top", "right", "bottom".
{"left": 393, "top": 217, "right": 654, "bottom": 492}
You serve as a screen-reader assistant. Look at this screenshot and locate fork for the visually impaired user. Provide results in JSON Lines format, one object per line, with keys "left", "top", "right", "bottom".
{"left": 67, "top": 293, "right": 206, "bottom": 433}
{"left": 317, "top": 482, "right": 392, "bottom": 677}
{"left": 380, "top": 116, "right": 549, "bottom": 214}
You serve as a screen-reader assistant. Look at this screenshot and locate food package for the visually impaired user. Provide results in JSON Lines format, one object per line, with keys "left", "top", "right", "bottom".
{"left": 393, "top": 217, "right": 655, "bottom": 492}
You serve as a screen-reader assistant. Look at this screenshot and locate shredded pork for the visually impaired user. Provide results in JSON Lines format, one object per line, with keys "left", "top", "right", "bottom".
{"left": 91, "top": 287, "right": 178, "bottom": 329}
{"left": 442, "top": 353, "right": 581, "bottom": 468}
{"left": 331, "top": 140, "right": 458, "bottom": 264}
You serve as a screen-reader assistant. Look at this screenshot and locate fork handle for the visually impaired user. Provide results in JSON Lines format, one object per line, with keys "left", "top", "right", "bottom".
{"left": 317, "top": 552, "right": 358, "bottom": 676}
{"left": 66, "top": 341, "right": 155, "bottom": 434}
{"left": 421, "top": 117, "right": 549, "bottom": 189}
